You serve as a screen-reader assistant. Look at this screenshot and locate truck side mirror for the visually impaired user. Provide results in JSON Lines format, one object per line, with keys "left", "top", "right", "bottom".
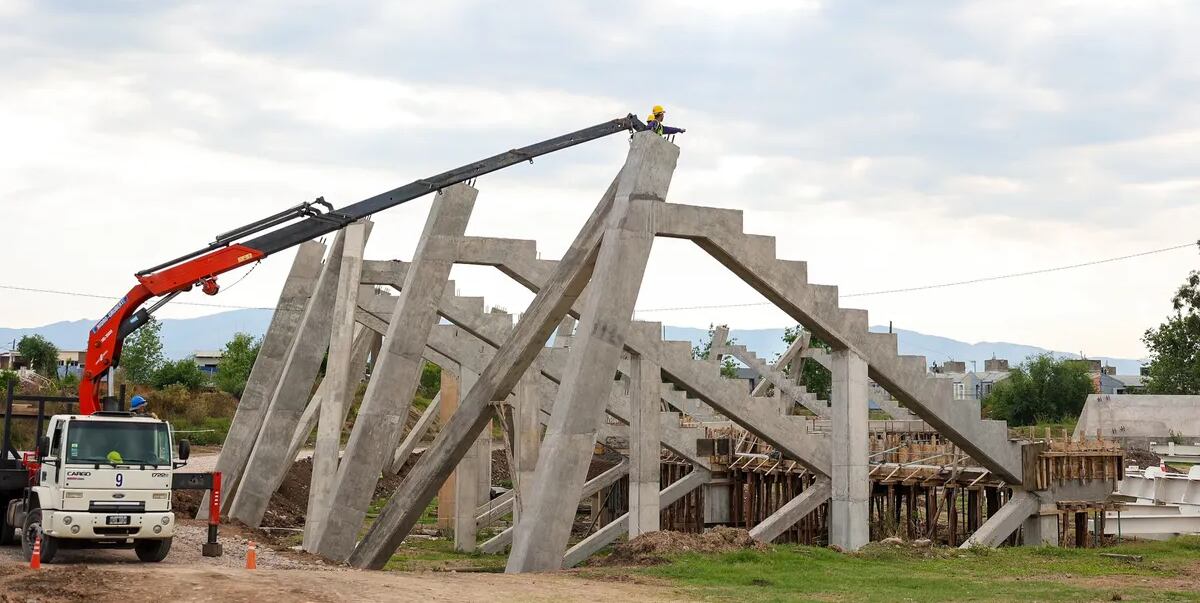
{"left": 178, "top": 439, "right": 191, "bottom": 461}
{"left": 39, "top": 436, "right": 50, "bottom": 458}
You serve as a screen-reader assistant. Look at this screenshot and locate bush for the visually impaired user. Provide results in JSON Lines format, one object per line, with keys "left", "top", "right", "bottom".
{"left": 0, "top": 370, "right": 17, "bottom": 393}
{"left": 152, "top": 358, "right": 208, "bottom": 390}
{"left": 214, "top": 332, "right": 260, "bottom": 397}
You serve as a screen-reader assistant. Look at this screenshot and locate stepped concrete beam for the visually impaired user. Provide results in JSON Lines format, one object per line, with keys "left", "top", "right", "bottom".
{"left": 508, "top": 140, "right": 674, "bottom": 573}
{"left": 829, "top": 350, "right": 869, "bottom": 551}
{"left": 316, "top": 184, "right": 477, "bottom": 561}
{"left": 961, "top": 490, "right": 1040, "bottom": 548}
{"left": 562, "top": 467, "right": 710, "bottom": 568}
{"left": 716, "top": 340, "right": 829, "bottom": 417}
{"left": 305, "top": 220, "right": 372, "bottom": 550}
{"left": 628, "top": 339, "right": 662, "bottom": 537}
{"left": 202, "top": 240, "right": 325, "bottom": 519}
{"left": 749, "top": 477, "right": 831, "bottom": 543}
{"left": 651, "top": 202, "right": 1024, "bottom": 484}
{"left": 228, "top": 231, "right": 349, "bottom": 526}
{"left": 805, "top": 350, "right": 916, "bottom": 420}
{"left": 479, "top": 460, "right": 629, "bottom": 555}
{"left": 348, "top": 160, "right": 627, "bottom": 571}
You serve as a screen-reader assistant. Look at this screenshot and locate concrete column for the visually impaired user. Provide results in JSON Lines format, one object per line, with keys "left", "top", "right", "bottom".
{"left": 228, "top": 230, "right": 349, "bottom": 525}
{"left": 202, "top": 240, "right": 325, "bottom": 519}
{"left": 1021, "top": 501, "right": 1060, "bottom": 546}
{"left": 552, "top": 316, "right": 576, "bottom": 348}
{"left": 390, "top": 390, "right": 441, "bottom": 474}
{"left": 286, "top": 325, "right": 376, "bottom": 467}
{"left": 453, "top": 369, "right": 482, "bottom": 552}
{"left": 829, "top": 349, "right": 869, "bottom": 551}
{"left": 436, "top": 368, "right": 461, "bottom": 530}
{"left": 628, "top": 343, "right": 661, "bottom": 537}
{"left": 304, "top": 220, "right": 371, "bottom": 551}
{"left": 514, "top": 374, "right": 542, "bottom": 522}
{"left": 316, "top": 184, "right": 476, "bottom": 561}
{"left": 348, "top": 133, "right": 677, "bottom": 571}
{"left": 507, "top": 135, "right": 675, "bottom": 573}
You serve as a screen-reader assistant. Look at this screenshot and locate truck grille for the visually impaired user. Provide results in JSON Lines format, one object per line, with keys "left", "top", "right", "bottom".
{"left": 88, "top": 501, "right": 146, "bottom": 513}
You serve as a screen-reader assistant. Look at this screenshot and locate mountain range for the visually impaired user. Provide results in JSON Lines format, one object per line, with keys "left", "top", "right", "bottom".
{"left": 1, "top": 309, "right": 1144, "bottom": 374}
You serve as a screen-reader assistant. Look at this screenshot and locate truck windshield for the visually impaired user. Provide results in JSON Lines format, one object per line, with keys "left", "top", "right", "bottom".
{"left": 65, "top": 421, "right": 171, "bottom": 466}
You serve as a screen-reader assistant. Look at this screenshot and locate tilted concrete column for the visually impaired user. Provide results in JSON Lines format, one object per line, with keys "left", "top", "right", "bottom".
{"left": 316, "top": 184, "right": 477, "bottom": 561}
{"left": 304, "top": 220, "right": 371, "bottom": 551}
{"left": 453, "top": 369, "right": 483, "bottom": 551}
{"left": 228, "top": 231, "right": 349, "bottom": 525}
{"left": 829, "top": 349, "right": 869, "bottom": 551}
{"left": 628, "top": 337, "right": 661, "bottom": 537}
{"left": 348, "top": 134, "right": 675, "bottom": 571}
{"left": 286, "top": 325, "right": 377, "bottom": 467}
{"left": 507, "top": 137, "right": 675, "bottom": 573}
{"left": 201, "top": 240, "right": 325, "bottom": 519}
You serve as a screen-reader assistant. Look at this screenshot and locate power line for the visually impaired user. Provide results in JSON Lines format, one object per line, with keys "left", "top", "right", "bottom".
{"left": 0, "top": 284, "right": 272, "bottom": 310}
{"left": 636, "top": 240, "right": 1196, "bottom": 313}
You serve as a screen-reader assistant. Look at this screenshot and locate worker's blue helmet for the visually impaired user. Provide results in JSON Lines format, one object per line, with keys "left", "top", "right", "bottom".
{"left": 130, "top": 395, "right": 147, "bottom": 410}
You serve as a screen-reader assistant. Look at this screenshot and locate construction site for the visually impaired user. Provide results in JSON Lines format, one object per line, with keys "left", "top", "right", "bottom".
{"left": 2, "top": 98, "right": 1200, "bottom": 600}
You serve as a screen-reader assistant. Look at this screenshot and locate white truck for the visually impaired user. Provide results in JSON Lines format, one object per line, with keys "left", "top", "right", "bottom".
{"left": 2, "top": 409, "right": 191, "bottom": 563}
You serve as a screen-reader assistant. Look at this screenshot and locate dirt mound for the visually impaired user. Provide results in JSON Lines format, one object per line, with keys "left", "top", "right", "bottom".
{"left": 592, "top": 527, "right": 766, "bottom": 566}
{"left": 0, "top": 565, "right": 114, "bottom": 601}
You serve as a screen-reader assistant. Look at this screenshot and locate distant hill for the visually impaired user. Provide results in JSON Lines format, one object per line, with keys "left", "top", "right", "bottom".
{"left": 663, "top": 326, "right": 1145, "bottom": 375}
{"left": 3, "top": 311, "right": 1144, "bottom": 373}
{"left": 0, "top": 309, "right": 273, "bottom": 359}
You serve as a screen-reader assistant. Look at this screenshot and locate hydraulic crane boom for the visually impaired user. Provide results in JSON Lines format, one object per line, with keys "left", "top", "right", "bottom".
{"left": 81, "top": 114, "right": 648, "bottom": 414}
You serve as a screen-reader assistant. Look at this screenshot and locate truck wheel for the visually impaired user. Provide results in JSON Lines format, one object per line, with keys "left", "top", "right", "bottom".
{"left": 0, "top": 511, "right": 15, "bottom": 546}
{"left": 21, "top": 509, "right": 58, "bottom": 563}
{"left": 134, "top": 537, "right": 172, "bottom": 562}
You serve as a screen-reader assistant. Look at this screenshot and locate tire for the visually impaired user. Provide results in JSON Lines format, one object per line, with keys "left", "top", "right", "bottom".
{"left": 21, "top": 508, "right": 58, "bottom": 563}
{"left": 0, "top": 508, "right": 15, "bottom": 546}
{"left": 134, "top": 537, "right": 172, "bottom": 562}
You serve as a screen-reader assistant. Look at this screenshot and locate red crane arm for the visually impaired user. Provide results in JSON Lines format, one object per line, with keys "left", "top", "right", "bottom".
{"left": 79, "top": 244, "right": 265, "bottom": 414}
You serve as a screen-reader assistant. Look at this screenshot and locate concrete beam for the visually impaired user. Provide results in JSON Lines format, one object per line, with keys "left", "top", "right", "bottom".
{"left": 228, "top": 231, "right": 349, "bottom": 526}
{"left": 749, "top": 477, "right": 831, "bottom": 543}
{"left": 305, "top": 220, "right": 371, "bottom": 550}
{"left": 317, "top": 184, "right": 477, "bottom": 561}
{"left": 628, "top": 344, "right": 661, "bottom": 538}
{"left": 202, "top": 240, "right": 325, "bottom": 519}
{"left": 508, "top": 135, "right": 675, "bottom": 573}
{"left": 962, "top": 490, "right": 1039, "bottom": 548}
{"left": 562, "top": 468, "right": 709, "bottom": 568}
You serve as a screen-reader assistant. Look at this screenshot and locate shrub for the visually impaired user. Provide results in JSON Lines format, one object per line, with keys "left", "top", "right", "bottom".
{"left": 152, "top": 358, "right": 208, "bottom": 391}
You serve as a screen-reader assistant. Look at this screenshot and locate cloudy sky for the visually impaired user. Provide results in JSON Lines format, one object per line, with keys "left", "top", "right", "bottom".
{"left": 1, "top": 0, "right": 1197, "bottom": 359}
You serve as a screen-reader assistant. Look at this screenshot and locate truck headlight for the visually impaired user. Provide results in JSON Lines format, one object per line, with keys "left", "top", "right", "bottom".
{"left": 161, "top": 516, "right": 170, "bottom": 525}
{"left": 62, "top": 516, "right": 72, "bottom": 525}
{"left": 153, "top": 525, "right": 162, "bottom": 534}
{"left": 71, "top": 525, "right": 81, "bottom": 534}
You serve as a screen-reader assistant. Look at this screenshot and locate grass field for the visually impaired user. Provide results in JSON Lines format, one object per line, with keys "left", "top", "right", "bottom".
{"left": 608, "top": 536, "right": 1200, "bottom": 602}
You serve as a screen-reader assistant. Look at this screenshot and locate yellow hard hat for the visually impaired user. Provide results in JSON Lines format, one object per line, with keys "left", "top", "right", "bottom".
{"left": 107, "top": 450, "right": 123, "bottom": 464}
{"left": 652, "top": 105, "right": 665, "bottom": 114}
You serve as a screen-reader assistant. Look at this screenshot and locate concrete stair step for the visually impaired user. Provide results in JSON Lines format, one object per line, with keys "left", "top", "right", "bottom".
{"left": 779, "top": 259, "right": 808, "bottom": 284}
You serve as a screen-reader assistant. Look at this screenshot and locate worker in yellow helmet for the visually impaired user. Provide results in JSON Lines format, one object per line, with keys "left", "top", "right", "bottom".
{"left": 646, "top": 105, "right": 685, "bottom": 136}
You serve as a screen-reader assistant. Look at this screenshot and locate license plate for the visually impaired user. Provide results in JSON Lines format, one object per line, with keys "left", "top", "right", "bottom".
{"left": 106, "top": 515, "right": 131, "bottom": 526}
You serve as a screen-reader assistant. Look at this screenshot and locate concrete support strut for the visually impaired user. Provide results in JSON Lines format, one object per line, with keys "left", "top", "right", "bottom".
{"left": 316, "top": 184, "right": 477, "bottom": 561}
{"left": 305, "top": 221, "right": 371, "bottom": 550}
{"left": 749, "top": 477, "right": 832, "bottom": 544}
{"left": 507, "top": 135, "right": 675, "bottom": 574}
{"left": 961, "top": 489, "right": 1040, "bottom": 548}
{"left": 562, "top": 468, "right": 709, "bottom": 568}
{"left": 201, "top": 240, "right": 325, "bottom": 519}
{"left": 829, "top": 349, "right": 869, "bottom": 551}
{"left": 229, "top": 231, "right": 349, "bottom": 526}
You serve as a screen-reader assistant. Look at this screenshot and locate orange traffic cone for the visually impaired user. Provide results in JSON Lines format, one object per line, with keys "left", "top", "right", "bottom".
{"left": 245, "top": 540, "right": 257, "bottom": 570}
{"left": 30, "top": 534, "right": 41, "bottom": 569}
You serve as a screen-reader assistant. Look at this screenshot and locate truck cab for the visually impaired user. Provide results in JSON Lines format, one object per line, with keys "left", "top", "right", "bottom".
{"left": 6, "top": 411, "right": 190, "bottom": 563}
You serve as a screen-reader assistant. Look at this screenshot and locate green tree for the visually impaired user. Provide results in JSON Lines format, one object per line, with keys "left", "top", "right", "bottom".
{"left": 692, "top": 324, "right": 739, "bottom": 378}
{"left": 983, "top": 353, "right": 1095, "bottom": 426}
{"left": 17, "top": 334, "right": 59, "bottom": 377}
{"left": 214, "top": 332, "right": 261, "bottom": 397}
{"left": 0, "top": 369, "right": 17, "bottom": 392}
{"left": 121, "top": 317, "right": 164, "bottom": 385}
{"left": 1143, "top": 248, "right": 1200, "bottom": 394}
{"left": 152, "top": 358, "right": 207, "bottom": 391}
{"left": 780, "top": 326, "right": 832, "bottom": 401}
